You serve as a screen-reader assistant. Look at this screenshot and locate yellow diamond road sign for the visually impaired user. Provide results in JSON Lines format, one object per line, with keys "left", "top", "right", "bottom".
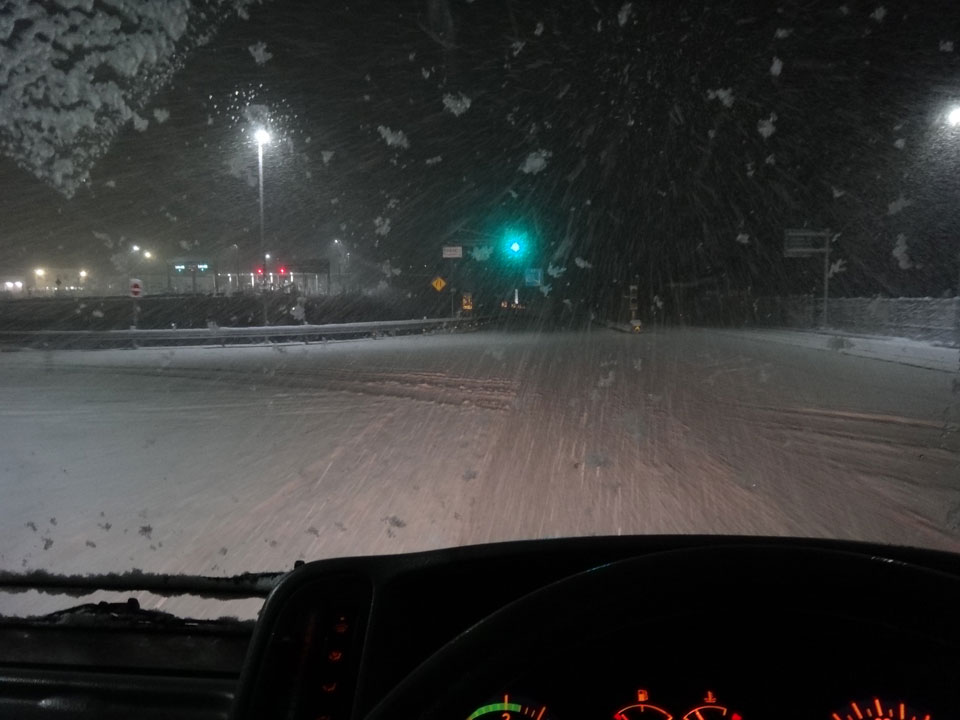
{"left": 431, "top": 276, "right": 447, "bottom": 292}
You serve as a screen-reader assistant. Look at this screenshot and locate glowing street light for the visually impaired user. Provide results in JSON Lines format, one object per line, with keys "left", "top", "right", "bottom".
{"left": 253, "top": 126, "right": 272, "bottom": 324}
{"left": 35, "top": 268, "right": 45, "bottom": 277}
{"left": 131, "top": 244, "right": 140, "bottom": 252}
{"left": 948, "top": 107, "right": 960, "bottom": 126}
{"left": 143, "top": 250, "right": 153, "bottom": 259}
{"left": 79, "top": 270, "right": 87, "bottom": 278}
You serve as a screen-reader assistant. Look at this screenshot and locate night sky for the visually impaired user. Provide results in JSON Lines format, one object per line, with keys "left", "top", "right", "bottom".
{"left": 2, "top": 0, "right": 960, "bottom": 305}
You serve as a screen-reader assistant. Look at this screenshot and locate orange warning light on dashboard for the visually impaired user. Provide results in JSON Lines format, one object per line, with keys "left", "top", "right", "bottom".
{"left": 637, "top": 690, "right": 649, "bottom": 702}
{"left": 704, "top": 692, "right": 717, "bottom": 704}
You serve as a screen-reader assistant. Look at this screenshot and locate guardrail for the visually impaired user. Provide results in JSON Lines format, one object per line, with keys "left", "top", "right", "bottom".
{"left": 0, "top": 316, "right": 488, "bottom": 350}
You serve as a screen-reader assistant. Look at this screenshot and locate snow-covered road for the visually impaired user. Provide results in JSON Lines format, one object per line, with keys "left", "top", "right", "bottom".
{"left": 2, "top": 328, "right": 959, "bottom": 613}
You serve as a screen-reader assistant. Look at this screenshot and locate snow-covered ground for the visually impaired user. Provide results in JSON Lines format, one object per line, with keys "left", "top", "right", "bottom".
{"left": 1, "top": 328, "right": 959, "bottom": 616}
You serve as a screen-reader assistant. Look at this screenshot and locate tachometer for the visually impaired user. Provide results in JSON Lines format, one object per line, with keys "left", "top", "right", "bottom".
{"left": 832, "top": 698, "right": 930, "bottom": 720}
{"left": 466, "top": 694, "right": 551, "bottom": 720}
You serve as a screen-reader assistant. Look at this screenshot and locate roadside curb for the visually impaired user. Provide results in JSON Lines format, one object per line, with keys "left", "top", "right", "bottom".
{"left": 716, "top": 328, "right": 959, "bottom": 373}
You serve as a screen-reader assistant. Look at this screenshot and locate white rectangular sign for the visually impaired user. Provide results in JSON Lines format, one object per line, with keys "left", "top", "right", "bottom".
{"left": 442, "top": 245, "right": 463, "bottom": 259}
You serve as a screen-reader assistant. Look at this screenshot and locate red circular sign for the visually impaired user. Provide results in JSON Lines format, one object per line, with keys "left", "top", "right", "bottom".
{"left": 129, "top": 280, "right": 142, "bottom": 298}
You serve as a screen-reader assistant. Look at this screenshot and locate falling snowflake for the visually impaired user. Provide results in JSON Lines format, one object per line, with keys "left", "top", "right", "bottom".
{"left": 511, "top": 40, "right": 525, "bottom": 56}
{"left": 870, "top": 6, "right": 886, "bottom": 22}
{"left": 736, "top": 233, "right": 750, "bottom": 244}
{"left": 105, "top": 180, "right": 116, "bottom": 188}
{"left": 770, "top": 57, "right": 783, "bottom": 76}
{"left": 377, "top": 126, "right": 410, "bottom": 149}
{"left": 322, "top": 151, "right": 334, "bottom": 164}
{"left": 707, "top": 88, "right": 735, "bottom": 108}
{"left": 757, "top": 113, "right": 777, "bottom": 139}
{"left": 892, "top": 234, "right": 912, "bottom": 269}
{"left": 940, "top": 40, "right": 954, "bottom": 52}
{"left": 832, "top": 186, "right": 846, "bottom": 199}
{"left": 442, "top": 92, "right": 472, "bottom": 116}
{"left": 539, "top": 283, "right": 552, "bottom": 297}
{"left": 828, "top": 258, "right": 847, "bottom": 278}
{"left": 519, "top": 149, "right": 551, "bottom": 174}
{"left": 248, "top": 41, "right": 273, "bottom": 65}
{"left": 470, "top": 246, "right": 493, "bottom": 261}
{"left": 894, "top": 138, "right": 905, "bottom": 150}
{"left": 775, "top": 28, "right": 794, "bottom": 38}
{"left": 373, "top": 217, "right": 391, "bottom": 236}
{"left": 618, "top": 2, "right": 633, "bottom": 26}
{"left": 887, "top": 194, "right": 914, "bottom": 215}
{"left": 546, "top": 263, "right": 566, "bottom": 278}
{"left": 574, "top": 256, "right": 592, "bottom": 269}
{"left": 765, "top": 154, "right": 776, "bottom": 165}
{"left": 153, "top": 108, "right": 170, "bottom": 123}
{"left": 425, "top": 156, "right": 442, "bottom": 165}
{"left": 534, "top": 21, "right": 544, "bottom": 36}
{"left": 132, "top": 114, "right": 149, "bottom": 132}
{"left": 421, "top": 68, "right": 431, "bottom": 79}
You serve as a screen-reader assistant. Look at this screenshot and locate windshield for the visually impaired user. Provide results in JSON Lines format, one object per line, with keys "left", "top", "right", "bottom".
{"left": 2, "top": 0, "right": 959, "bottom": 616}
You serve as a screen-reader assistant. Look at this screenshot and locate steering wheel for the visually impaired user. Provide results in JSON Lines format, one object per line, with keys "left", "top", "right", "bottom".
{"left": 363, "top": 544, "right": 960, "bottom": 720}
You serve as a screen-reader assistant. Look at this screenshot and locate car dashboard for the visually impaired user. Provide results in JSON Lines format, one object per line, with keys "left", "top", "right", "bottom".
{"left": 1, "top": 536, "right": 959, "bottom": 720}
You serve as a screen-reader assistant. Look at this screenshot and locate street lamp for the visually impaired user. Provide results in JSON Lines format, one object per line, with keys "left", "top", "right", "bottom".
{"left": 254, "top": 127, "right": 271, "bottom": 323}
{"left": 131, "top": 244, "right": 140, "bottom": 252}
{"left": 35, "top": 268, "right": 45, "bottom": 277}
{"left": 142, "top": 250, "right": 153, "bottom": 259}
{"left": 948, "top": 107, "right": 960, "bottom": 126}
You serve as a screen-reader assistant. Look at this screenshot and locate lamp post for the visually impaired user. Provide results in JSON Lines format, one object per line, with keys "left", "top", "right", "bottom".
{"left": 255, "top": 127, "right": 271, "bottom": 324}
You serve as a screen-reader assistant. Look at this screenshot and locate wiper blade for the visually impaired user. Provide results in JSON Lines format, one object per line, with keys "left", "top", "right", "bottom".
{"left": 19, "top": 597, "right": 207, "bottom": 628}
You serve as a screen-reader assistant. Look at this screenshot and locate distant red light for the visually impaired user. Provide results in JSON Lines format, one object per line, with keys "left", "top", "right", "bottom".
{"left": 256, "top": 267, "right": 264, "bottom": 275}
{"left": 279, "top": 267, "right": 287, "bottom": 274}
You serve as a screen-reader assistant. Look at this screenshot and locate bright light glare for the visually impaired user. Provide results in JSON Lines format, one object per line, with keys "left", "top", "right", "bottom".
{"left": 510, "top": 241, "right": 521, "bottom": 253}
{"left": 254, "top": 128, "right": 271, "bottom": 144}
{"left": 79, "top": 270, "right": 87, "bottom": 278}
{"left": 131, "top": 244, "right": 140, "bottom": 252}
{"left": 15, "top": 281, "right": 22, "bottom": 289}
{"left": 265, "top": 253, "right": 271, "bottom": 259}
{"left": 143, "top": 251, "right": 153, "bottom": 259}
{"left": 35, "top": 268, "right": 45, "bottom": 277}
{"left": 4, "top": 282, "right": 12, "bottom": 289}
{"left": 948, "top": 107, "right": 960, "bottom": 126}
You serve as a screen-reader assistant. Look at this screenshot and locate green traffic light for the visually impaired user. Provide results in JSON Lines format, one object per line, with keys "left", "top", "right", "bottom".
{"left": 504, "top": 229, "right": 527, "bottom": 258}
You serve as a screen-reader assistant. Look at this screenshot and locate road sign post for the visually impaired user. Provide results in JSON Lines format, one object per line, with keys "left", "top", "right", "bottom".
{"left": 129, "top": 278, "right": 142, "bottom": 329}
{"left": 784, "top": 230, "right": 832, "bottom": 327}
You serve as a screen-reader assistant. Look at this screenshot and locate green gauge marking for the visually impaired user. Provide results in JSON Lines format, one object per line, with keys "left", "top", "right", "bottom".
{"left": 468, "top": 702, "right": 524, "bottom": 720}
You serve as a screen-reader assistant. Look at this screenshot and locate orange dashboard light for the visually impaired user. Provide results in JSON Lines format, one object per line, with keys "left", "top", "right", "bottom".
{"left": 637, "top": 690, "right": 649, "bottom": 702}
{"left": 704, "top": 691, "right": 717, "bottom": 704}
